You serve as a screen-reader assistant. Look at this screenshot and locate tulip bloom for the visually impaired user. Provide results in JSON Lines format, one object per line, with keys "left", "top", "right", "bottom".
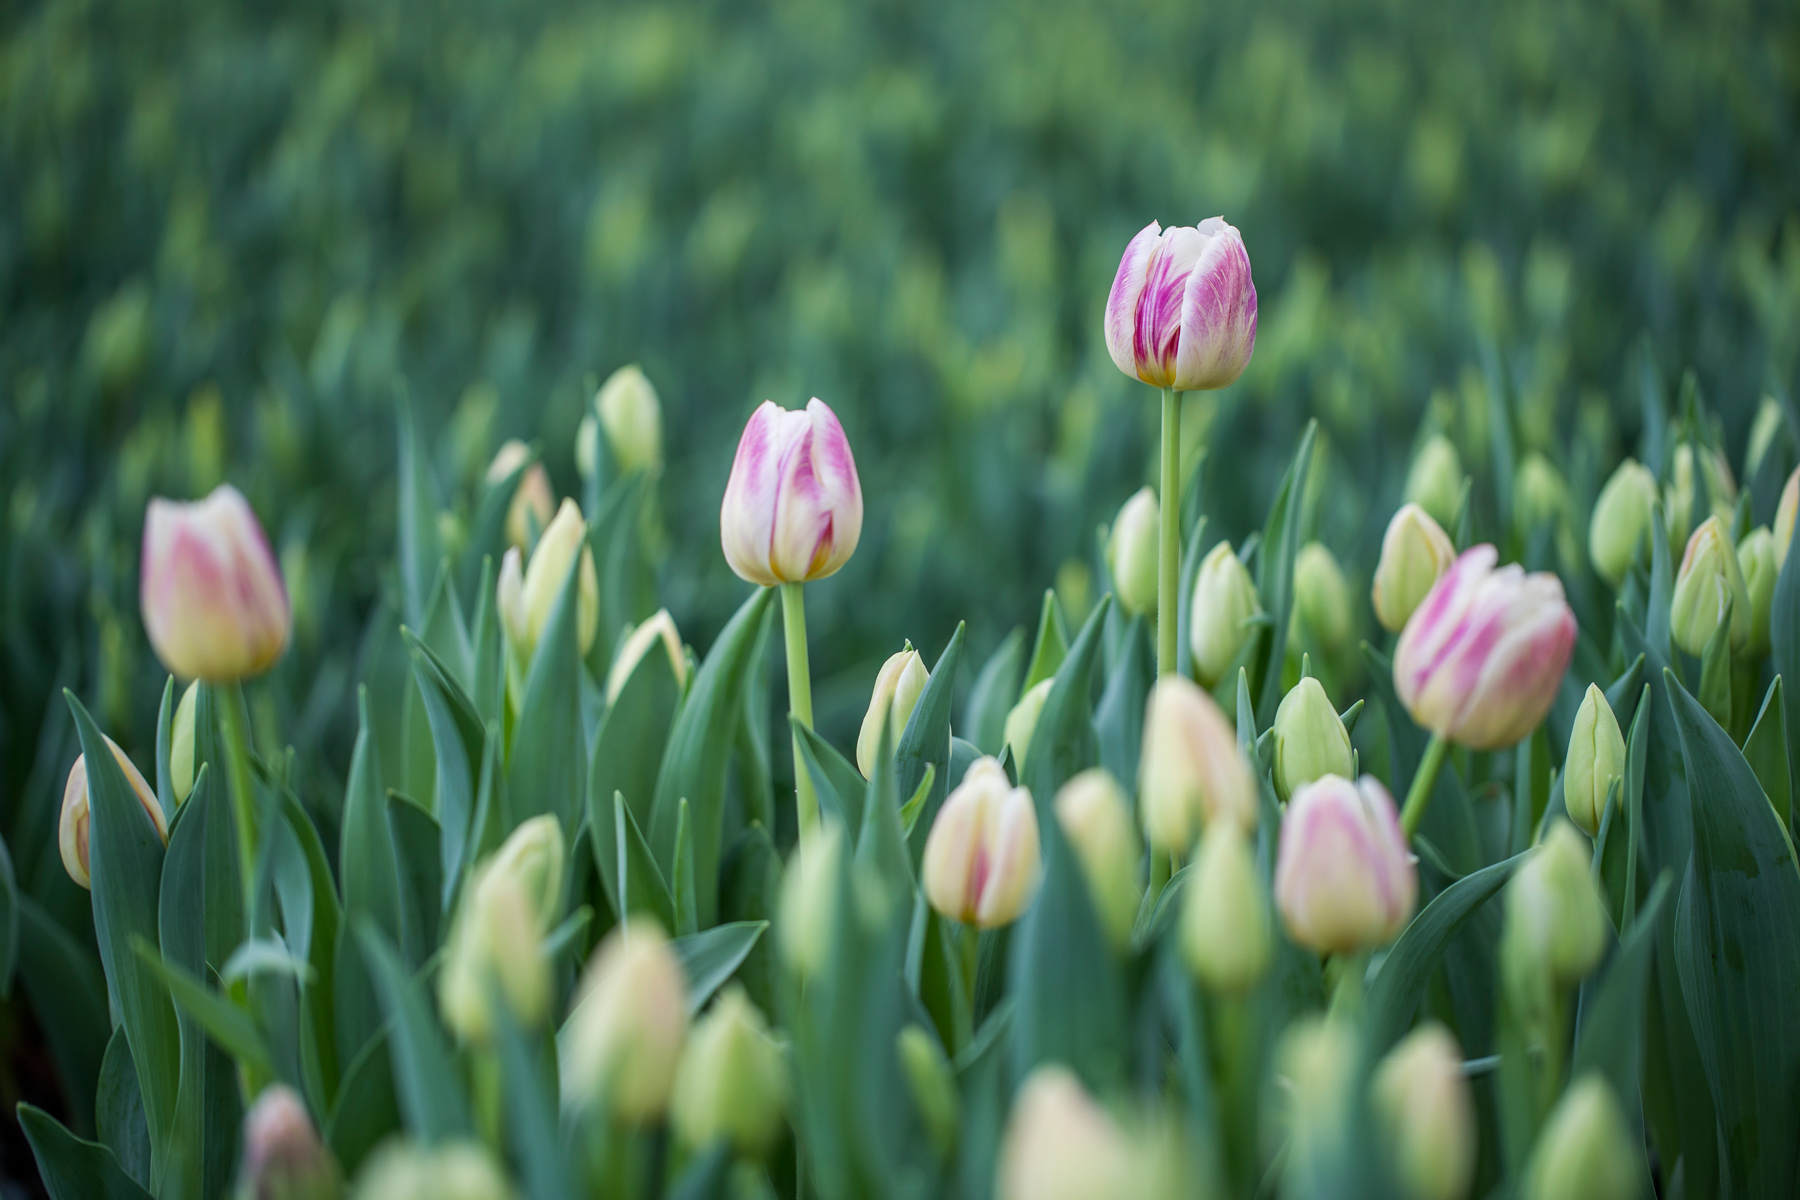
{"left": 1373, "top": 1025, "right": 1476, "bottom": 1200}
{"left": 1139, "top": 676, "right": 1257, "bottom": 852}
{"left": 720, "top": 399, "right": 863, "bottom": 586}
{"left": 1670, "top": 516, "right": 1750, "bottom": 656}
{"left": 1274, "top": 775, "right": 1416, "bottom": 954}
{"left": 997, "top": 1067, "right": 1144, "bottom": 1200}
{"left": 856, "top": 644, "right": 929, "bottom": 778}
{"left": 1106, "top": 487, "right": 1160, "bottom": 618}
{"left": 1588, "top": 459, "right": 1659, "bottom": 587}
{"left": 1189, "top": 541, "right": 1262, "bottom": 689}
{"left": 1372, "top": 504, "right": 1456, "bottom": 634}
{"left": 1104, "top": 219, "right": 1257, "bottom": 393}
{"left": 922, "top": 757, "right": 1042, "bottom": 929}
{"left": 140, "top": 484, "right": 291, "bottom": 682}
{"left": 562, "top": 917, "right": 690, "bottom": 1120}
{"left": 61, "top": 738, "right": 170, "bottom": 889}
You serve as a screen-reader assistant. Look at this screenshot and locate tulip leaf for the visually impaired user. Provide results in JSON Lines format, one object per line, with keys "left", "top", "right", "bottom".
{"left": 0, "top": 832, "right": 16, "bottom": 997}
{"left": 271, "top": 785, "right": 342, "bottom": 1102}
{"left": 1697, "top": 592, "right": 1733, "bottom": 727}
{"left": 792, "top": 720, "right": 867, "bottom": 844}
{"left": 900, "top": 764, "right": 936, "bottom": 839}
{"left": 1666, "top": 670, "right": 1800, "bottom": 1199}
{"left": 355, "top": 919, "right": 473, "bottom": 1142}
{"left": 95, "top": 1029, "right": 150, "bottom": 1190}
{"left": 325, "top": 1026, "right": 400, "bottom": 1178}
{"left": 132, "top": 943, "right": 276, "bottom": 1079}
{"left": 508, "top": 547, "right": 589, "bottom": 837}
{"left": 1175, "top": 515, "right": 1211, "bottom": 682}
{"left": 153, "top": 676, "right": 177, "bottom": 825}
{"left": 965, "top": 627, "right": 1025, "bottom": 756}
{"left": 1020, "top": 595, "right": 1112, "bottom": 812}
{"left": 857, "top": 718, "right": 914, "bottom": 904}
{"left": 1094, "top": 614, "right": 1152, "bottom": 796}
{"left": 1021, "top": 589, "right": 1070, "bottom": 695}
{"left": 899, "top": 622, "right": 965, "bottom": 865}
{"left": 588, "top": 788, "right": 674, "bottom": 929}
{"left": 18, "top": 1105, "right": 154, "bottom": 1200}
{"left": 489, "top": 989, "right": 575, "bottom": 1200}
{"left": 673, "top": 797, "right": 698, "bottom": 936}
{"left": 17, "top": 896, "right": 110, "bottom": 1137}
{"left": 419, "top": 561, "right": 474, "bottom": 690}
{"left": 589, "top": 624, "right": 682, "bottom": 834}
{"left": 671, "top": 920, "right": 768, "bottom": 1014}
{"left": 341, "top": 687, "right": 401, "bottom": 942}
{"left": 587, "top": 471, "right": 655, "bottom": 683}
{"left": 1574, "top": 870, "right": 1673, "bottom": 1156}
{"left": 396, "top": 394, "right": 443, "bottom": 630}
{"left": 470, "top": 555, "right": 505, "bottom": 730}
{"left": 460, "top": 456, "right": 525, "bottom": 603}
{"left": 1772, "top": 496, "right": 1800, "bottom": 779}
{"left": 668, "top": 1144, "right": 733, "bottom": 1200}
{"left": 1744, "top": 677, "right": 1792, "bottom": 830}
{"left": 1647, "top": 502, "right": 1675, "bottom": 668}
{"left": 386, "top": 793, "right": 442, "bottom": 969}
{"left": 1163, "top": 953, "right": 1227, "bottom": 1198}
{"left": 1255, "top": 421, "right": 1317, "bottom": 729}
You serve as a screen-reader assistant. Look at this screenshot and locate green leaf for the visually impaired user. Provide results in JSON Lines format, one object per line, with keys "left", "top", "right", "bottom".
{"left": 355, "top": 919, "right": 473, "bottom": 1142}
{"left": 1020, "top": 590, "right": 1070, "bottom": 695}
{"left": 0, "top": 832, "right": 17, "bottom": 996}
{"left": 490, "top": 991, "right": 575, "bottom": 1200}
{"left": 133, "top": 944, "right": 276, "bottom": 1079}
{"left": 793, "top": 720, "right": 868, "bottom": 844}
{"left": 588, "top": 624, "right": 681, "bottom": 831}
{"left": 587, "top": 471, "right": 655, "bottom": 682}
{"left": 667, "top": 1144, "right": 733, "bottom": 1200}
{"left": 341, "top": 687, "right": 400, "bottom": 940}
{"left": 1771, "top": 481, "right": 1800, "bottom": 779}
{"left": 1745, "top": 677, "right": 1793, "bottom": 831}
{"left": 587, "top": 788, "right": 675, "bottom": 929}
{"left": 19, "top": 1105, "right": 154, "bottom": 1200}
{"left": 899, "top": 764, "right": 936, "bottom": 839}
{"left": 508, "top": 543, "right": 589, "bottom": 836}
{"left": 404, "top": 630, "right": 485, "bottom": 910}
{"left": 419, "top": 561, "right": 474, "bottom": 689}
{"left": 18, "top": 896, "right": 110, "bottom": 1136}
{"left": 1697, "top": 591, "right": 1733, "bottom": 727}
{"left": 1175, "top": 515, "right": 1211, "bottom": 682}
{"left": 671, "top": 921, "right": 769, "bottom": 1014}
{"left": 1574, "top": 872, "right": 1673, "bottom": 1130}
{"left": 1020, "top": 595, "right": 1112, "bottom": 810}
{"left": 898, "top": 623, "right": 964, "bottom": 865}
{"left": 1647, "top": 503, "right": 1675, "bottom": 667}
{"left": 1093, "top": 615, "right": 1152, "bottom": 796}
{"left": 964, "top": 627, "right": 1026, "bottom": 756}
{"left": 460, "top": 458, "right": 525, "bottom": 603}
{"left": 96, "top": 1029, "right": 150, "bottom": 1190}
{"left": 397, "top": 393, "right": 443, "bottom": 629}
{"left": 470, "top": 555, "right": 505, "bottom": 730}
{"left": 856, "top": 718, "right": 913, "bottom": 905}
{"left": 152, "top": 676, "right": 176, "bottom": 825}
{"left": 325, "top": 1028, "right": 400, "bottom": 1178}
{"left": 673, "top": 797, "right": 698, "bottom": 936}
{"left": 1254, "top": 421, "right": 1317, "bottom": 728}
{"left": 387, "top": 794, "right": 442, "bottom": 969}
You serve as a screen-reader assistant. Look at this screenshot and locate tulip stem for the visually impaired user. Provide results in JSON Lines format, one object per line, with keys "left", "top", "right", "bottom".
{"left": 781, "top": 582, "right": 820, "bottom": 840}
{"left": 1400, "top": 732, "right": 1450, "bottom": 840}
{"left": 1158, "top": 387, "right": 1182, "bottom": 678}
{"left": 217, "top": 683, "right": 261, "bottom": 924}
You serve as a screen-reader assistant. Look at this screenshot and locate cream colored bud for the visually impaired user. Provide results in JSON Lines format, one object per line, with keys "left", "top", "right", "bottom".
{"left": 562, "top": 917, "right": 690, "bottom": 1120}
{"left": 1562, "top": 685, "right": 1625, "bottom": 837}
{"left": 1271, "top": 676, "right": 1354, "bottom": 803}
{"left": 856, "top": 645, "right": 930, "bottom": 777}
{"left": 1003, "top": 678, "right": 1053, "bottom": 773}
{"left": 1181, "top": 819, "right": 1270, "bottom": 994}
{"left": 1515, "top": 453, "right": 1569, "bottom": 532}
{"left": 1663, "top": 442, "right": 1736, "bottom": 549}
{"left": 1054, "top": 770, "right": 1142, "bottom": 949}
{"left": 1522, "top": 1075, "right": 1638, "bottom": 1200}
{"left": 1737, "top": 526, "right": 1777, "bottom": 658}
{"left": 1139, "top": 677, "right": 1258, "bottom": 852}
{"left": 352, "top": 1140, "right": 517, "bottom": 1200}
{"left": 170, "top": 679, "right": 199, "bottom": 806}
{"left": 499, "top": 498, "right": 599, "bottom": 663}
{"left": 1502, "top": 823, "right": 1608, "bottom": 1019}
{"left": 1404, "top": 435, "right": 1463, "bottom": 529}
{"left": 483, "top": 814, "right": 565, "bottom": 927}
{"left": 671, "top": 986, "right": 788, "bottom": 1156}
{"left": 1776, "top": 466, "right": 1799, "bottom": 567}
{"left": 596, "top": 365, "right": 664, "bottom": 474}
{"left": 1373, "top": 504, "right": 1456, "bottom": 633}
{"left": 438, "top": 866, "right": 552, "bottom": 1041}
{"left": 1107, "top": 487, "right": 1160, "bottom": 618}
{"left": 1188, "top": 541, "right": 1262, "bottom": 689}
{"left": 1373, "top": 1024, "right": 1476, "bottom": 1200}
{"left": 779, "top": 824, "right": 843, "bottom": 981}
{"left": 488, "top": 440, "right": 556, "bottom": 555}
{"left": 61, "top": 736, "right": 168, "bottom": 889}
{"left": 1670, "top": 516, "right": 1751, "bottom": 656}
{"left": 1294, "top": 542, "right": 1351, "bottom": 652}
{"left": 1588, "top": 459, "right": 1658, "bottom": 586}
{"left": 605, "top": 609, "right": 687, "bottom": 705}
{"left": 923, "top": 759, "right": 1042, "bottom": 929}
{"left": 997, "top": 1067, "right": 1142, "bottom": 1200}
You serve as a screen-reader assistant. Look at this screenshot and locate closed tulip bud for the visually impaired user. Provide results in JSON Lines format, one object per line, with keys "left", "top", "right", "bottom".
{"left": 1747, "top": 397, "right": 1785, "bottom": 479}
{"left": 1738, "top": 526, "right": 1777, "bottom": 657}
{"left": 1670, "top": 516, "right": 1751, "bottom": 656}
{"left": 1588, "top": 459, "right": 1659, "bottom": 586}
{"left": 898, "top": 1025, "right": 961, "bottom": 1156}
{"left": 1502, "top": 824, "right": 1607, "bottom": 1013}
{"left": 497, "top": 498, "right": 599, "bottom": 663}
{"left": 438, "top": 866, "right": 552, "bottom": 1040}
{"left": 1294, "top": 542, "right": 1351, "bottom": 652}
{"left": 483, "top": 814, "right": 565, "bottom": 925}
{"left": 1373, "top": 1024, "right": 1475, "bottom": 1200}
{"left": 856, "top": 645, "right": 930, "bottom": 777}
{"left": 1664, "top": 442, "right": 1736, "bottom": 549}
{"left": 562, "top": 917, "right": 689, "bottom": 1120}
{"left": 141, "top": 484, "right": 291, "bottom": 682}
{"left": 1103, "top": 218, "right": 1257, "bottom": 392}
{"left": 352, "top": 1141, "right": 516, "bottom": 1200}
{"left": 671, "top": 986, "right": 787, "bottom": 1156}
{"left": 239, "top": 1085, "right": 341, "bottom": 1200}
{"left": 1562, "top": 685, "right": 1625, "bottom": 837}
{"left": 923, "top": 758, "right": 1042, "bottom": 929}
{"left": 1181, "top": 819, "right": 1270, "bottom": 993}
{"left": 575, "top": 415, "right": 600, "bottom": 481}
{"left": 1373, "top": 504, "right": 1457, "bottom": 633}
{"left": 1054, "top": 770, "right": 1143, "bottom": 949}
{"left": 1522, "top": 1076, "right": 1637, "bottom": 1200}
{"left": 1107, "top": 487, "right": 1161, "bottom": 618}
{"left": 779, "top": 824, "right": 843, "bottom": 981}
{"left": 1404, "top": 436, "right": 1463, "bottom": 529}
{"left": 605, "top": 609, "right": 687, "bottom": 705}
{"left": 61, "top": 737, "right": 169, "bottom": 889}
{"left": 1139, "top": 677, "right": 1257, "bottom": 851}
{"left": 1272, "top": 676, "right": 1354, "bottom": 803}
{"left": 997, "top": 1067, "right": 1142, "bottom": 1200}
{"left": 170, "top": 679, "right": 199, "bottom": 806}
{"left": 1002, "top": 678, "right": 1053, "bottom": 773}
{"left": 1277, "top": 1014, "right": 1358, "bottom": 1133}
{"left": 1776, "top": 466, "right": 1799, "bottom": 566}
{"left": 595, "top": 364, "right": 664, "bottom": 474}
{"left": 487, "top": 440, "right": 555, "bottom": 554}
{"left": 1394, "top": 546, "right": 1577, "bottom": 750}
{"left": 1189, "top": 541, "right": 1262, "bottom": 688}
{"left": 721, "top": 399, "right": 863, "bottom": 585}
{"left": 1515, "top": 453, "right": 1569, "bottom": 532}
{"left": 1274, "top": 775, "right": 1416, "bottom": 954}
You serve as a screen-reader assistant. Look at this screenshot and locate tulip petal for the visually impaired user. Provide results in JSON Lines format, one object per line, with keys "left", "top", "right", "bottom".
{"left": 1173, "top": 218, "right": 1258, "bottom": 391}
{"left": 1103, "top": 221, "right": 1161, "bottom": 382}
{"left": 141, "top": 485, "right": 291, "bottom": 682}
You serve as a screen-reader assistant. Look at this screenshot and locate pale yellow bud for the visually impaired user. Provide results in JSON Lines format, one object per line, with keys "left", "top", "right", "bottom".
{"left": 1180, "top": 819, "right": 1270, "bottom": 994}
{"left": 1737, "top": 526, "right": 1777, "bottom": 658}
{"left": 60, "top": 736, "right": 168, "bottom": 890}
{"left": 1670, "top": 516, "right": 1750, "bottom": 656}
{"left": 1562, "top": 685, "right": 1625, "bottom": 837}
{"left": 1106, "top": 487, "right": 1160, "bottom": 618}
{"left": 1588, "top": 459, "right": 1658, "bottom": 586}
{"left": 1522, "top": 1076, "right": 1638, "bottom": 1200}
{"left": 1373, "top": 1024, "right": 1476, "bottom": 1200}
{"left": 170, "top": 679, "right": 198, "bottom": 806}
{"left": 1188, "top": 541, "right": 1261, "bottom": 689}
{"left": 1294, "top": 542, "right": 1351, "bottom": 652}
{"left": 561, "top": 918, "right": 690, "bottom": 1120}
{"left": 595, "top": 365, "right": 664, "bottom": 474}
{"left": 1054, "top": 770, "right": 1142, "bottom": 949}
{"left": 1139, "top": 677, "right": 1257, "bottom": 852}
{"left": 1373, "top": 505, "right": 1456, "bottom": 633}
{"left": 1404, "top": 435, "right": 1463, "bottom": 529}
{"left": 1003, "top": 678, "right": 1053, "bottom": 773}
{"left": 671, "top": 987, "right": 788, "bottom": 1156}
{"left": 856, "top": 645, "right": 930, "bottom": 777}
{"left": 1271, "top": 676, "right": 1354, "bottom": 803}
{"left": 605, "top": 609, "right": 687, "bottom": 705}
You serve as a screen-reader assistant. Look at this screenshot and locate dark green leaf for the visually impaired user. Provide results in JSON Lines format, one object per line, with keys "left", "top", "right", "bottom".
{"left": 965, "top": 628, "right": 1026, "bottom": 756}
{"left": 508, "top": 545, "right": 589, "bottom": 836}
{"left": 1021, "top": 590, "right": 1070, "bottom": 695}
{"left": 133, "top": 943, "right": 276, "bottom": 1079}
{"left": 899, "top": 623, "right": 964, "bottom": 866}
{"left": 1744, "top": 677, "right": 1792, "bottom": 830}
{"left": 673, "top": 797, "right": 698, "bottom": 935}
{"left": 490, "top": 990, "right": 574, "bottom": 1200}
{"left": 1255, "top": 421, "right": 1317, "bottom": 728}
{"left": 587, "top": 788, "right": 675, "bottom": 928}
{"left": 404, "top": 630, "right": 485, "bottom": 910}
{"left": 856, "top": 718, "right": 913, "bottom": 905}
{"left": 0, "top": 833, "right": 16, "bottom": 995}
{"left": 588, "top": 626, "right": 681, "bottom": 831}
{"left": 672, "top": 920, "right": 769, "bottom": 1014}
{"left": 1020, "top": 596, "right": 1112, "bottom": 811}
{"left": 325, "top": 1028, "right": 400, "bottom": 1177}
{"left": 355, "top": 919, "right": 473, "bottom": 1142}
{"left": 793, "top": 720, "right": 867, "bottom": 844}
{"left": 1574, "top": 872, "right": 1672, "bottom": 1126}
{"left": 341, "top": 687, "right": 400, "bottom": 940}
{"left": 95, "top": 1030, "right": 150, "bottom": 1190}
{"left": 18, "top": 896, "right": 110, "bottom": 1136}
{"left": 18, "top": 1105, "right": 153, "bottom": 1200}
{"left": 1093, "top": 615, "right": 1152, "bottom": 796}
{"left": 397, "top": 394, "right": 443, "bottom": 629}
{"left": 153, "top": 676, "right": 176, "bottom": 825}
{"left": 387, "top": 794, "right": 442, "bottom": 969}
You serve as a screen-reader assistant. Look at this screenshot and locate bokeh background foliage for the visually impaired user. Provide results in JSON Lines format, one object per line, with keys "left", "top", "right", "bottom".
{"left": 2, "top": 0, "right": 1799, "bottom": 1172}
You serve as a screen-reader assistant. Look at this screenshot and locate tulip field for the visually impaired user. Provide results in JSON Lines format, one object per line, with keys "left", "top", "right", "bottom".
{"left": 5, "top": 0, "right": 1800, "bottom": 1198}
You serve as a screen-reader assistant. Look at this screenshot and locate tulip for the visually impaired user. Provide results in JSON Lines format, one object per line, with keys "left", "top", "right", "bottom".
{"left": 496, "top": 497, "right": 599, "bottom": 664}
{"left": 670, "top": 986, "right": 787, "bottom": 1155}
{"left": 1663, "top": 442, "right": 1736, "bottom": 549}
{"left": 779, "top": 823, "right": 843, "bottom": 981}
{"left": 1562, "top": 685, "right": 1625, "bottom": 837}
{"left": 352, "top": 1141, "right": 516, "bottom": 1200}
{"left": 1514, "top": 453, "right": 1569, "bottom": 533}
{"left": 1393, "top": 545, "right": 1576, "bottom": 751}
{"left": 1054, "top": 770, "right": 1143, "bottom": 949}
{"left": 1271, "top": 676, "right": 1354, "bottom": 803}
{"left": 1738, "top": 526, "right": 1777, "bottom": 657}
{"left": 1670, "top": 516, "right": 1751, "bottom": 656}
{"left": 1276, "top": 1015, "right": 1360, "bottom": 1189}
{"left": 856, "top": 644, "right": 930, "bottom": 777}
{"left": 239, "top": 1084, "right": 341, "bottom": 1200}
{"left": 482, "top": 815, "right": 565, "bottom": 923}
{"left": 1139, "top": 677, "right": 1257, "bottom": 851}
{"left": 1189, "top": 541, "right": 1262, "bottom": 689}
{"left": 997, "top": 1067, "right": 1142, "bottom": 1200}
{"left": 170, "top": 679, "right": 199, "bottom": 806}
{"left": 1404, "top": 435, "right": 1463, "bottom": 530}
{"left": 595, "top": 364, "right": 664, "bottom": 474}
{"left": 1002, "top": 678, "right": 1053, "bottom": 773}
{"left": 1372, "top": 504, "right": 1457, "bottom": 633}
{"left": 720, "top": 398, "right": 863, "bottom": 586}
{"left": 1102, "top": 218, "right": 1257, "bottom": 393}
{"left": 1274, "top": 775, "right": 1416, "bottom": 954}
{"left": 1776, "top": 466, "right": 1799, "bottom": 566}
{"left": 575, "top": 415, "right": 600, "bottom": 483}
{"left": 140, "top": 484, "right": 291, "bottom": 682}
{"left": 1180, "top": 819, "right": 1270, "bottom": 993}
{"left": 1501, "top": 822, "right": 1607, "bottom": 1017}
{"left": 922, "top": 757, "right": 1042, "bottom": 929}
{"left": 1373, "top": 1024, "right": 1475, "bottom": 1200}
{"left": 438, "top": 866, "right": 552, "bottom": 1041}
{"left": 604, "top": 609, "right": 687, "bottom": 705}
{"left": 1294, "top": 542, "right": 1351, "bottom": 653}
{"left": 562, "top": 917, "right": 690, "bottom": 1120}
{"left": 486, "top": 440, "right": 555, "bottom": 554}
{"left": 1107, "top": 487, "right": 1161, "bottom": 618}
{"left": 1522, "top": 1075, "right": 1637, "bottom": 1200}
{"left": 1587, "top": 459, "right": 1659, "bottom": 586}
{"left": 61, "top": 737, "right": 169, "bottom": 889}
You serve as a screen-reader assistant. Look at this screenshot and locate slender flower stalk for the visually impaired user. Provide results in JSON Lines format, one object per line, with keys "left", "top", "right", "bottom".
{"left": 1159, "top": 388, "right": 1181, "bottom": 675}
{"left": 781, "top": 582, "right": 820, "bottom": 837}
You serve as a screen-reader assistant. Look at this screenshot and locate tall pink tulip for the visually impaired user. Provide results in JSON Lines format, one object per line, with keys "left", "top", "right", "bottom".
{"left": 1274, "top": 774, "right": 1416, "bottom": 955}
{"left": 141, "top": 484, "right": 291, "bottom": 682}
{"left": 720, "top": 399, "right": 863, "bottom": 587}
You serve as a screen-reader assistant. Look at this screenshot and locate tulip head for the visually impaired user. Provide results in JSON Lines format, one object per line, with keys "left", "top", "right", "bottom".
{"left": 1670, "top": 516, "right": 1751, "bottom": 656}
{"left": 856, "top": 645, "right": 930, "bottom": 777}
{"left": 61, "top": 736, "right": 168, "bottom": 890}
{"left": 562, "top": 917, "right": 690, "bottom": 1121}
{"left": 1139, "top": 676, "right": 1257, "bottom": 852}
{"left": 1522, "top": 1075, "right": 1638, "bottom": 1200}
{"left": 1103, "top": 218, "right": 1257, "bottom": 393}
{"left": 779, "top": 824, "right": 844, "bottom": 981}
{"left": 1404, "top": 435, "right": 1463, "bottom": 529}
{"left": 1393, "top": 545, "right": 1577, "bottom": 750}
{"left": 1180, "top": 819, "right": 1270, "bottom": 994}
{"left": 170, "top": 680, "right": 199, "bottom": 806}
{"left": 140, "top": 484, "right": 291, "bottom": 682}
{"left": 1189, "top": 540, "right": 1262, "bottom": 689}
{"left": 595, "top": 364, "right": 664, "bottom": 474}
{"left": 483, "top": 814, "right": 565, "bottom": 925}
{"left": 671, "top": 986, "right": 788, "bottom": 1156}
{"left": 352, "top": 1141, "right": 516, "bottom": 1200}
{"left": 1373, "top": 504, "right": 1458, "bottom": 634}
{"left": 1107, "top": 487, "right": 1161, "bottom": 618}
{"left": 1738, "top": 526, "right": 1778, "bottom": 657}
{"left": 439, "top": 865, "right": 553, "bottom": 1041}
{"left": 1515, "top": 453, "right": 1569, "bottom": 533}
{"left": 1663, "top": 442, "right": 1736, "bottom": 549}
{"left": 1776, "top": 466, "right": 1799, "bottom": 567}
{"left": 1587, "top": 459, "right": 1659, "bottom": 586}
{"left": 604, "top": 609, "right": 687, "bottom": 706}
{"left": 1562, "top": 685, "right": 1625, "bottom": 837}
{"left": 720, "top": 398, "right": 862, "bottom": 586}
{"left": 497, "top": 498, "right": 599, "bottom": 664}
{"left": 1054, "top": 770, "right": 1143, "bottom": 949}
{"left": 240, "top": 1084, "right": 341, "bottom": 1200}
{"left": 1272, "top": 676, "right": 1354, "bottom": 803}
{"left": 1372, "top": 1024, "right": 1476, "bottom": 1200}
{"left": 997, "top": 1067, "right": 1143, "bottom": 1200}
{"left": 1002, "top": 678, "right": 1053, "bottom": 774}
{"left": 1502, "top": 823, "right": 1608, "bottom": 1015}
{"left": 487, "top": 440, "right": 555, "bottom": 555}
{"left": 1274, "top": 775, "right": 1416, "bottom": 954}
{"left": 1294, "top": 542, "right": 1351, "bottom": 653}
{"left": 922, "top": 758, "right": 1042, "bottom": 929}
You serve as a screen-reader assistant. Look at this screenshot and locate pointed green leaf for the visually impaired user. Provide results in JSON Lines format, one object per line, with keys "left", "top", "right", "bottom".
{"left": 673, "top": 797, "right": 698, "bottom": 936}
{"left": 1020, "top": 596, "right": 1112, "bottom": 810}
{"left": 589, "top": 628, "right": 681, "bottom": 831}
{"left": 342, "top": 687, "right": 400, "bottom": 940}
{"left": 793, "top": 720, "right": 867, "bottom": 843}
{"left": 355, "top": 920, "right": 472, "bottom": 1142}
{"left": 671, "top": 921, "right": 769, "bottom": 1014}
{"left": 589, "top": 788, "right": 675, "bottom": 928}
{"left": 490, "top": 992, "right": 574, "bottom": 1200}
{"left": 1021, "top": 590, "right": 1070, "bottom": 695}
{"left": 1093, "top": 616, "right": 1152, "bottom": 796}
{"left": 132, "top": 943, "right": 275, "bottom": 1079}
{"left": 508, "top": 543, "right": 589, "bottom": 835}
{"left": 898, "top": 623, "right": 964, "bottom": 864}
{"left": 1255, "top": 422, "right": 1317, "bottom": 728}
{"left": 325, "top": 1028, "right": 400, "bottom": 1177}
{"left": 1744, "top": 677, "right": 1792, "bottom": 829}
{"left": 404, "top": 632, "right": 484, "bottom": 909}
{"left": 1574, "top": 872, "right": 1673, "bottom": 1122}
{"left": 470, "top": 555, "right": 505, "bottom": 730}
{"left": 19, "top": 1105, "right": 153, "bottom": 1200}
{"left": 17, "top": 896, "right": 109, "bottom": 1136}
{"left": 153, "top": 677, "right": 176, "bottom": 824}
{"left": 397, "top": 394, "right": 443, "bottom": 629}
{"left": 387, "top": 794, "right": 442, "bottom": 969}
{"left": 856, "top": 719, "right": 912, "bottom": 903}
{"left": 964, "top": 628, "right": 1025, "bottom": 756}
{"left": 96, "top": 1030, "right": 150, "bottom": 1190}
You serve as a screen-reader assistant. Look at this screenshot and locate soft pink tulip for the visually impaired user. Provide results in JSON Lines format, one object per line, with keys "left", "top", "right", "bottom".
{"left": 922, "top": 757, "right": 1042, "bottom": 929}
{"left": 1393, "top": 545, "right": 1576, "bottom": 751}
{"left": 1104, "top": 218, "right": 1257, "bottom": 392}
{"left": 720, "top": 399, "right": 863, "bottom": 586}
{"left": 141, "top": 485, "right": 291, "bottom": 681}
{"left": 1274, "top": 775, "right": 1416, "bottom": 954}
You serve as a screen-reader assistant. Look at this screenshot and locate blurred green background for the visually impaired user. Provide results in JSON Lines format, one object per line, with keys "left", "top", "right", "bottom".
{"left": 2, "top": 0, "right": 1798, "bottom": 1065}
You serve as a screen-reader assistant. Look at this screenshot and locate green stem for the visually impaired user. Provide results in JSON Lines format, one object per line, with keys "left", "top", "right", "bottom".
{"left": 1158, "top": 387, "right": 1182, "bottom": 678}
{"left": 781, "top": 582, "right": 819, "bottom": 840}
{"left": 1400, "top": 732, "right": 1450, "bottom": 840}
{"left": 217, "top": 683, "right": 261, "bottom": 925}
{"left": 473, "top": 1050, "right": 503, "bottom": 1152}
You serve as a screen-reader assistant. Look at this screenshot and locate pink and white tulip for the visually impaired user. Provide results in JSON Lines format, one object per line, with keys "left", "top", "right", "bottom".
{"left": 720, "top": 399, "right": 863, "bottom": 586}
{"left": 141, "top": 484, "right": 291, "bottom": 682}
{"left": 1103, "top": 218, "right": 1257, "bottom": 392}
{"left": 922, "top": 757, "right": 1042, "bottom": 929}
{"left": 1392, "top": 545, "right": 1576, "bottom": 751}
{"left": 1274, "top": 774, "right": 1416, "bottom": 954}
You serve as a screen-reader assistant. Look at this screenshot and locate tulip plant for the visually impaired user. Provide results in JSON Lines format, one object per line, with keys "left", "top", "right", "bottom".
{"left": 13, "top": 289, "right": 1800, "bottom": 1200}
